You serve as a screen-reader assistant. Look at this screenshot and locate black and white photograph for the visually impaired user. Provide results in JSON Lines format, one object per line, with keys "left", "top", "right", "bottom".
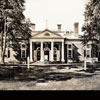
{"left": 0, "top": 0, "right": 100, "bottom": 90}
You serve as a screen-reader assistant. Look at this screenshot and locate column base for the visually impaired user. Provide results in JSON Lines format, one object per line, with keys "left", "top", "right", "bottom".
{"left": 50, "top": 60, "right": 54, "bottom": 62}
{"left": 40, "top": 59, "right": 44, "bottom": 62}
{"left": 61, "top": 59, "right": 65, "bottom": 62}
{"left": 30, "top": 60, "right": 33, "bottom": 63}
{"left": 30, "top": 58, "right": 33, "bottom": 62}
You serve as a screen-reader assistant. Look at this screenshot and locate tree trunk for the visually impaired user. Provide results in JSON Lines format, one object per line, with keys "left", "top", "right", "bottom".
{"left": 0, "top": 31, "right": 4, "bottom": 64}
{"left": 0, "top": 15, "right": 7, "bottom": 64}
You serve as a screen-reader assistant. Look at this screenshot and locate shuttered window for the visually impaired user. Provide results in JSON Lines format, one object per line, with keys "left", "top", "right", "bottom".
{"left": 67, "top": 44, "right": 73, "bottom": 58}
{"left": 21, "top": 50, "right": 26, "bottom": 58}
{"left": 68, "top": 50, "right": 72, "bottom": 58}
{"left": 84, "top": 50, "right": 91, "bottom": 58}
{"left": 21, "top": 44, "right": 26, "bottom": 58}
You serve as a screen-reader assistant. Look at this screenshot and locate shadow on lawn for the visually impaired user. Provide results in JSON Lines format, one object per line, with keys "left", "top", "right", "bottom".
{"left": 81, "top": 64, "right": 100, "bottom": 73}
{"left": 0, "top": 66, "right": 96, "bottom": 83}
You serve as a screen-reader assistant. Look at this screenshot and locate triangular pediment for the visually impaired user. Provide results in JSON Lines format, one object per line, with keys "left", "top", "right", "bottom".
{"left": 31, "top": 29, "right": 63, "bottom": 39}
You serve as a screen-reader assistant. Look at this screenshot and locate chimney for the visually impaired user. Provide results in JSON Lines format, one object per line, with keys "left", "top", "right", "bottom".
{"left": 57, "top": 24, "right": 61, "bottom": 32}
{"left": 74, "top": 22, "right": 79, "bottom": 35}
{"left": 31, "top": 23, "right": 35, "bottom": 31}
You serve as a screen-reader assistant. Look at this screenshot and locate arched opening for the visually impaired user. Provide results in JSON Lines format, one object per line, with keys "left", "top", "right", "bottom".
{"left": 45, "top": 33, "right": 50, "bottom": 36}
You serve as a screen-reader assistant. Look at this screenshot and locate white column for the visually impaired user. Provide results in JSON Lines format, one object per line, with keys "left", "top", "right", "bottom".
{"left": 40, "top": 42, "right": 44, "bottom": 61}
{"left": 51, "top": 42, "right": 54, "bottom": 61}
{"left": 61, "top": 42, "right": 65, "bottom": 62}
{"left": 30, "top": 41, "right": 33, "bottom": 62}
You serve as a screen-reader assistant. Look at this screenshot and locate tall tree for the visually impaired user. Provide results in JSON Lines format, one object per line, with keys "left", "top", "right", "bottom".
{"left": 82, "top": 0, "right": 100, "bottom": 45}
{"left": 0, "top": 0, "right": 31, "bottom": 63}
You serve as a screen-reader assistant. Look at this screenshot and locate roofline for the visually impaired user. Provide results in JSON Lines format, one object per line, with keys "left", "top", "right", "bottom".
{"left": 31, "top": 29, "right": 63, "bottom": 38}
{"left": 65, "top": 38, "right": 82, "bottom": 41}
{"left": 30, "top": 37, "right": 64, "bottom": 39}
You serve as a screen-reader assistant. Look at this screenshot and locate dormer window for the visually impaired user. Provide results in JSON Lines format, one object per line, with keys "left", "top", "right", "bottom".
{"left": 45, "top": 33, "right": 50, "bottom": 36}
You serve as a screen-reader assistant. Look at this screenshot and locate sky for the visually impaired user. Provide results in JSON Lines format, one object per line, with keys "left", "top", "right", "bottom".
{"left": 24, "top": 0, "right": 87, "bottom": 34}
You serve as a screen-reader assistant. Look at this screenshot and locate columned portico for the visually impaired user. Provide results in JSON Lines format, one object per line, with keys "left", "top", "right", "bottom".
{"left": 30, "top": 29, "right": 65, "bottom": 63}
{"left": 30, "top": 40, "right": 65, "bottom": 62}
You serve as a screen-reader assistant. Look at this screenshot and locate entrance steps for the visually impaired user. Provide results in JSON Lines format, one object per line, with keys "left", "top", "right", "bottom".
{"left": 30, "top": 61, "right": 82, "bottom": 67}
{"left": 31, "top": 61, "right": 49, "bottom": 65}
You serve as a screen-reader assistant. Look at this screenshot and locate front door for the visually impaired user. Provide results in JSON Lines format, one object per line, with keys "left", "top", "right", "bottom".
{"left": 44, "top": 51, "right": 49, "bottom": 61}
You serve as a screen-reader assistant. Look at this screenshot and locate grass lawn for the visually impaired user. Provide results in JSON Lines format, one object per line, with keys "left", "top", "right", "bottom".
{"left": 0, "top": 65, "right": 100, "bottom": 90}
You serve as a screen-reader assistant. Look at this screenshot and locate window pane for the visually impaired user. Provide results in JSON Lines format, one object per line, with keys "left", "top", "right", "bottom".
{"left": 68, "top": 44, "right": 72, "bottom": 48}
{"left": 87, "top": 50, "right": 90, "bottom": 58}
{"left": 22, "top": 50, "right": 26, "bottom": 58}
{"left": 68, "top": 50, "right": 72, "bottom": 58}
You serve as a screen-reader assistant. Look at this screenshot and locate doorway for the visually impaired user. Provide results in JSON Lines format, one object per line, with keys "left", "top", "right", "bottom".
{"left": 44, "top": 51, "right": 49, "bottom": 61}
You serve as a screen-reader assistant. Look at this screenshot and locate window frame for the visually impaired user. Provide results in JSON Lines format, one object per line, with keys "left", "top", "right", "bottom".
{"left": 84, "top": 44, "right": 91, "bottom": 58}
{"left": 67, "top": 44, "right": 73, "bottom": 58}
{"left": 68, "top": 50, "right": 73, "bottom": 58}
{"left": 86, "top": 49, "right": 91, "bottom": 58}
{"left": 21, "top": 50, "right": 26, "bottom": 58}
{"left": 21, "top": 43, "right": 26, "bottom": 58}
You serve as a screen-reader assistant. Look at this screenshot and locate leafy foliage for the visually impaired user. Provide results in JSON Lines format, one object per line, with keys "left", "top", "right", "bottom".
{"left": 82, "top": 0, "right": 100, "bottom": 46}
{"left": 0, "top": 0, "right": 32, "bottom": 62}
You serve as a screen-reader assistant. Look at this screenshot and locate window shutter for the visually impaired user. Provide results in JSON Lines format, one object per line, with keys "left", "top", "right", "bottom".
{"left": 91, "top": 50, "right": 93, "bottom": 57}
{"left": 8, "top": 50, "right": 10, "bottom": 58}
{"left": 73, "top": 50, "right": 74, "bottom": 58}
{"left": 84, "top": 50, "right": 86, "bottom": 57}
{"left": 20, "top": 49, "right": 21, "bottom": 58}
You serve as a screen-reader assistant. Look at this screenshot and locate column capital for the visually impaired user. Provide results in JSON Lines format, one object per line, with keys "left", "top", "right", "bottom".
{"left": 51, "top": 41, "right": 54, "bottom": 44}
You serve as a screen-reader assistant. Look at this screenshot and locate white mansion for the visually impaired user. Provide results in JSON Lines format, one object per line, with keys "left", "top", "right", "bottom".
{"left": 1, "top": 23, "right": 99, "bottom": 64}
